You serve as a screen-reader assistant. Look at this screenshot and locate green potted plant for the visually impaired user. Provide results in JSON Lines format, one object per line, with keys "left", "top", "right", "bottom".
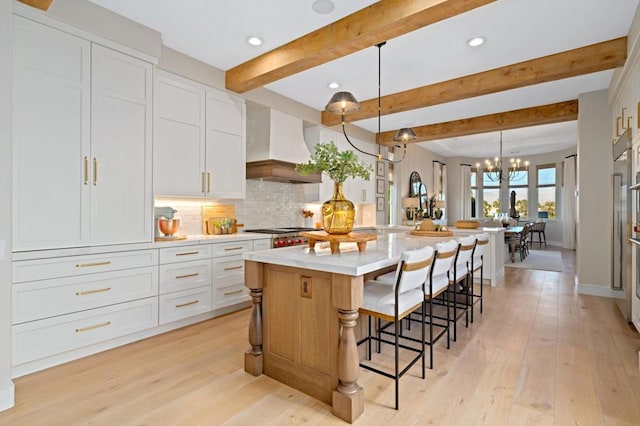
{"left": 296, "top": 141, "right": 372, "bottom": 234}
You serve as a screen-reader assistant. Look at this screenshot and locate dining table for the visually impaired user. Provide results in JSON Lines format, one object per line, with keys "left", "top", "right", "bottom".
{"left": 503, "top": 226, "right": 524, "bottom": 263}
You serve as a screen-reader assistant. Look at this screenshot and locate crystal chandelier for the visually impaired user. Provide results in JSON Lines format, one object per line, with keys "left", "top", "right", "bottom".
{"left": 479, "top": 131, "right": 529, "bottom": 183}
{"left": 325, "top": 42, "right": 416, "bottom": 163}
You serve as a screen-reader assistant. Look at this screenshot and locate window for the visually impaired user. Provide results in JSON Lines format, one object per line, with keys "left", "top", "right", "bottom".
{"left": 508, "top": 169, "right": 528, "bottom": 218}
{"left": 471, "top": 168, "right": 478, "bottom": 218}
{"left": 537, "top": 164, "right": 556, "bottom": 219}
{"left": 482, "top": 171, "right": 500, "bottom": 218}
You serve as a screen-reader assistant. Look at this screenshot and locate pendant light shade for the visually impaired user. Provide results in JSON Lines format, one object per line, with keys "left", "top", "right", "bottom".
{"left": 325, "top": 91, "right": 361, "bottom": 114}
{"left": 393, "top": 127, "right": 417, "bottom": 142}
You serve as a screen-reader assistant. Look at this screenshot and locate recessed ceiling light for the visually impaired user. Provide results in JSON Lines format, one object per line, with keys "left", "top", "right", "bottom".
{"left": 312, "top": 0, "right": 335, "bottom": 14}
{"left": 328, "top": 82, "right": 340, "bottom": 89}
{"left": 467, "top": 36, "right": 486, "bottom": 47}
{"left": 246, "top": 36, "right": 263, "bottom": 46}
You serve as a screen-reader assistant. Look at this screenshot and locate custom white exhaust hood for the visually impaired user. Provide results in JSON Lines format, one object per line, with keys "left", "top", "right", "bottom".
{"left": 246, "top": 104, "right": 321, "bottom": 184}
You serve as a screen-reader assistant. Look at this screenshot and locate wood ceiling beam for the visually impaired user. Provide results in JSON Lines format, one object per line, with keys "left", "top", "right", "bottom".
{"left": 225, "top": 0, "right": 497, "bottom": 93}
{"left": 323, "top": 37, "right": 625, "bottom": 126}
{"left": 17, "top": 0, "right": 53, "bottom": 11}
{"left": 377, "top": 100, "right": 579, "bottom": 145}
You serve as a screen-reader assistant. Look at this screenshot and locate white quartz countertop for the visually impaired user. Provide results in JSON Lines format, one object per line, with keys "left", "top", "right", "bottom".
{"left": 12, "top": 232, "right": 272, "bottom": 261}
{"left": 245, "top": 233, "right": 444, "bottom": 277}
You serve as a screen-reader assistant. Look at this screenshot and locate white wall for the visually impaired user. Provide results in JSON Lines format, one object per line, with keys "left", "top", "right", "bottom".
{"left": 577, "top": 90, "right": 614, "bottom": 297}
{"left": 0, "top": 0, "right": 13, "bottom": 411}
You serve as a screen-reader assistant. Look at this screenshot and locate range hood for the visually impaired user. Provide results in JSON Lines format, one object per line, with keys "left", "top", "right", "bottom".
{"left": 246, "top": 105, "right": 321, "bottom": 184}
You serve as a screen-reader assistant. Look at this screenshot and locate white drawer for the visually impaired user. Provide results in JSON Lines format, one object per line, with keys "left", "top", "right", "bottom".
{"left": 159, "top": 286, "right": 212, "bottom": 325}
{"left": 210, "top": 240, "right": 253, "bottom": 257}
{"left": 213, "top": 282, "right": 249, "bottom": 310}
{"left": 13, "top": 266, "right": 158, "bottom": 324}
{"left": 13, "top": 250, "right": 158, "bottom": 283}
{"left": 212, "top": 255, "right": 244, "bottom": 284}
{"left": 252, "top": 239, "right": 272, "bottom": 251}
{"left": 159, "top": 259, "right": 211, "bottom": 294}
{"left": 159, "top": 244, "right": 212, "bottom": 264}
{"left": 13, "top": 297, "right": 158, "bottom": 365}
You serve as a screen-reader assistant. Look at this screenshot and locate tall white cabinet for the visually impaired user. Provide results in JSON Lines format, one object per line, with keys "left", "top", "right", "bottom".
{"left": 12, "top": 16, "right": 153, "bottom": 251}
{"left": 154, "top": 70, "right": 246, "bottom": 199}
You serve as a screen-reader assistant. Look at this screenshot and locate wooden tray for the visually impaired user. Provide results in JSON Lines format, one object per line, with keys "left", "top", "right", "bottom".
{"left": 300, "top": 231, "right": 377, "bottom": 254}
{"left": 410, "top": 230, "right": 453, "bottom": 237}
{"left": 154, "top": 235, "right": 187, "bottom": 242}
{"left": 455, "top": 220, "right": 480, "bottom": 229}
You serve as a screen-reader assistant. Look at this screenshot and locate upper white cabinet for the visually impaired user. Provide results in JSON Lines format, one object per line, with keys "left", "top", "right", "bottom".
{"left": 12, "top": 17, "right": 153, "bottom": 251}
{"left": 154, "top": 71, "right": 246, "bottom": 199}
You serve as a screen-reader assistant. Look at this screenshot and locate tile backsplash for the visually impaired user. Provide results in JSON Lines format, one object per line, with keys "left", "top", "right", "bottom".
{"left": 156, "top": 180, "right": 375, "bottom": 235}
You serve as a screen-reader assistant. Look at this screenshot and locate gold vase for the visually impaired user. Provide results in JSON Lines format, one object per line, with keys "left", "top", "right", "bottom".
{"left": 322, "top": 182, "right": 355, "bottom": 234}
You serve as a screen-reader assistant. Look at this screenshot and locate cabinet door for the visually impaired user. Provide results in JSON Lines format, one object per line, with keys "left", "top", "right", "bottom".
{"left": 12, "top": 17, "right": 91, "bottom": 251}
{"left": 205, "top": 89, "right": 246, "bottom": 199}
{"left": 154, "top": 72, "right": 206, "bottom": 196}
{"left": 90, "top": 45, "right": 153, "bottom": 245}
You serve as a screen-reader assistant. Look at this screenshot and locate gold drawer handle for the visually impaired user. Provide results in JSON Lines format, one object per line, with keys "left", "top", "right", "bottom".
{"left": 176, "top": 300, "right": 199, "bottom": 308}
{"left": 176, "top": 273, "right": 199, "bottom": 279}
{"left": 224, "top": 266, "right": 243, "bottom": 271}
{"left": 84, "top": 156, "right": 89, "bottom": 185}
{"left": 175, "top": 251, "right": 199, "bottom": 256}
{"left": 224, "top": 289, "right": 243, "bottom": 296}
{"left": 224, "top": 246, "right": 244, "bottom": 251}
{"left": 76, "top": 261, "right": 111, "bottom": 268}
{"left": 75, "top": 321, "right": 111, "bottom": 333}
{"left": 76, "top": 287, "right": 111, "bottom": 296}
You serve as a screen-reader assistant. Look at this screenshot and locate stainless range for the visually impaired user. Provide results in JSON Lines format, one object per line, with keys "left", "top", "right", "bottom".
{"left": 243, "top": 227, "right": 316, "bottom": 249}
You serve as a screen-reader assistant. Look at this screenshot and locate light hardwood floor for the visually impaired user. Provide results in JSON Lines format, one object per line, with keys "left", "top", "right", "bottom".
{"left": 1, "top": 248, "right": 640, "bottom": 425}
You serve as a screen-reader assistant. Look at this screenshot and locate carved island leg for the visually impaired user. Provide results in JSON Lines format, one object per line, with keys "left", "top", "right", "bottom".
{"left": 244, "top": 261, "right": 263, "bottom": 376}
{"left": 332, "top": 274, "right": 364, "bottom": 423}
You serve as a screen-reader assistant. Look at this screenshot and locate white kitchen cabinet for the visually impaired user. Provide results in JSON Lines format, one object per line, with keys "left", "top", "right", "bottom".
{"left": 159, "top": 286, "right": 213, "bottom": 325}
{"left": 154, "top": 71, "right": 246, "bottom": 198}
{"left": 11, "top": 248, "right": 159, "bottom": 367}
{"left": 12, "top": 17, "right": 153, "bottom": 251}
{"left": 210, "top": 240, "right": 253, "bottom": 309}
{"left": 252, "top": 238, "right": 272, "bottom": 251}
{"left": 90, "top": 45, "right": 153, "bottom": 245}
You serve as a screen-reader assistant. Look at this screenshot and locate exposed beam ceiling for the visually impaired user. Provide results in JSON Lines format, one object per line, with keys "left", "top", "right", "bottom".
{"left": 17, "top": 0, "right": 53, "bottom": 10}
{"left": 378, "top": 100, "right": 579, "bottom": 145}
{"left": 322, "top": 37, "right": 626, "bottom": 127}
{"left": 225, "top": 0, "right": 496, "bottom": 93}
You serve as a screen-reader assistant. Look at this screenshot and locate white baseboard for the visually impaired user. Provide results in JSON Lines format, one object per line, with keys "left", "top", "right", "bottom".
{"left": 576, "top": 281, "right": 626, "bottom": 299}
{"left": 0, "top": 381, "right": 15, "bottom": 412}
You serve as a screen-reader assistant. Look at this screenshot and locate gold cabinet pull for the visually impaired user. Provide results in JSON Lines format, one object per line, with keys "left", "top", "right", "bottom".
{"left": 93, "top": 157, "right": 98, "bottom": 185}
{"left": 76, "top": 287, "right": 111, "bottom": 296}
{"left": 224, "top": 265, "right": 242, "bottom": 271}
{"left": 617, "top": 116, "right": 622, "bottom": 137}
{"left": 201, "top": 172, "right": 206, "bottom": 193}
{"left": 175, "top": 251, "right": 199, "bottom": 256}
{"left": 622, "top": 107, "right": 628, "bottom": 129}
{"left": 76, "top": 261, "right": 111, "bottom": 268}
{"left": 207, "top": 172, "right": 211, "bottom": 193}
{"left": 75, "top": 321, "right": 111, "bottom": 333}
{"left": 84, "top": 156, "right": 89, "bottom": 185}
{"left": 176, "top": 272, "right": 199, "bottom": 279}
{"left": 175, "top": 300, "right": 199, "bottom": 308}
{"left": 362, "top": 189, "right": 366, "bottom": 201}
{"left": 224, "top": 289, "right": 243, "bottom": 296}
{"left": 224, "top": 246, "right": 243, "bottom": 251}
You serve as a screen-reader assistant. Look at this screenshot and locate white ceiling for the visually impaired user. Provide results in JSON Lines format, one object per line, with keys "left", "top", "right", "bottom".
{"left": 88, "top": 0, "right": 639, "bottom": 159}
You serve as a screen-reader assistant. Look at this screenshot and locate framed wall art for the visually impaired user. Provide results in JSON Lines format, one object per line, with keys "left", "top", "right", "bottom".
{"left": 376, "top": 161, "right": 385, "bottom": 177}
{"left": 376, "top": 196, "right": 385, "bottom": 211}
{"left": 376, "top": 178, "right": 384, "bottom": 194}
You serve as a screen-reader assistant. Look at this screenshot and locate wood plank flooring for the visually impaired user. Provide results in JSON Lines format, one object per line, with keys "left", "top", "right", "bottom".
{"left": 1, "top": 248, "right": 640, "bottom": 425}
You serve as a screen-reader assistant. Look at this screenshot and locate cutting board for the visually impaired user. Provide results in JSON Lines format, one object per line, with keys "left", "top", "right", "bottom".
{"left": 202, "top": 205, "right": 242, "bottom": 234}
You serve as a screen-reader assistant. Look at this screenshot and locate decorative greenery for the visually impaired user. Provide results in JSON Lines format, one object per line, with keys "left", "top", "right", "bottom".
{"left": 296, "top": 141, "right": 372, "bottom": 184}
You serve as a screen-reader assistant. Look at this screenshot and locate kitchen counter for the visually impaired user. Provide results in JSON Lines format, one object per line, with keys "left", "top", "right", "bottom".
{"left": 12, "top": 232, "right": 271, "bottom": 261}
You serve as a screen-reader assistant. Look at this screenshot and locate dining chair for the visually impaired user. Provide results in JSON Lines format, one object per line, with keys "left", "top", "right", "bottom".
{"left": 358, "top": 246, "right": 433, "bottom": 410}
{"left": 530, "top": 221, "right": 547, "bottom": 246}
{"left": 469, "top": 233, "right": 489, "bottom": 323}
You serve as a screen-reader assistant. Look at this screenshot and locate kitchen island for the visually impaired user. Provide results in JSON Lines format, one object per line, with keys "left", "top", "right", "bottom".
{"left": 243, "top": 233, "right": 450, "bottom": 422}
